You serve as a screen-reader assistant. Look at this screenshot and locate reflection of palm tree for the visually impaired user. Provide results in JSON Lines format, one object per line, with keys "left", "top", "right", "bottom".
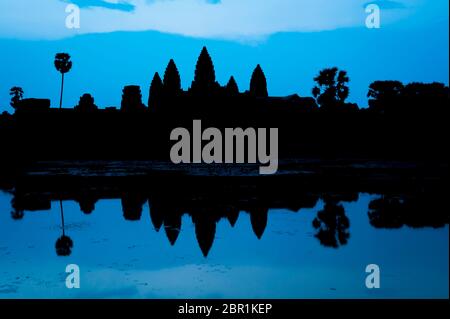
{"left": 55, "top": 200, "right": 73, "bottom": 256}
{"left": 312, "top": 201, "right": 350, "bottom": 248}
{"left": 54, "top": 53, "right": 72, "bottom": 109}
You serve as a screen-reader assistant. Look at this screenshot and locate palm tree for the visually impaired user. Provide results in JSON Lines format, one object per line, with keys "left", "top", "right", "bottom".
{"left": 54, "top": 53, "right": 73, "bottom": 109}
{"left": 312, "top": 67, "right": 349, "bottom": 111}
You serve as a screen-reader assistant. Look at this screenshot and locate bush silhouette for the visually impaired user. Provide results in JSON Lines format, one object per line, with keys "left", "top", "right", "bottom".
{"left": 249, "top": 64, "right": 268, "bottom": 98}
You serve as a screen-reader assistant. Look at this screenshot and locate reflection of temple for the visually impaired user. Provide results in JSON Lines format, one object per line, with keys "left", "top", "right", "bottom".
{"left": 148, "top": 199, "right": 276, "bottom": 256}
{"left": 2, "top": 170, "right": 448, "bottom": 257}
{"left": 5, "top": 187, "right": 319, "bottom": 257}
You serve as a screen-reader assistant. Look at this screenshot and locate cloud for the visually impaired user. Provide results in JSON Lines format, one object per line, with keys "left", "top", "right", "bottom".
{"left": 0, "top": 0, "right": 438, "bottom": 41}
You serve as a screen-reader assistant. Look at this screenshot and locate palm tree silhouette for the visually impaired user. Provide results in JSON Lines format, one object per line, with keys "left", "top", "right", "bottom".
{"left": 312, "top": 67, "right": 349, "bottom": 110}
{"left": 54, "top": 53, "right": 73, "bottom": 109}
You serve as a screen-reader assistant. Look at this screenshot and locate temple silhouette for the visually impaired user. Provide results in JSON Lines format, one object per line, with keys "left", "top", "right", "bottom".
{"left": 0, "top": 46, "right": 448, "bottom": 167}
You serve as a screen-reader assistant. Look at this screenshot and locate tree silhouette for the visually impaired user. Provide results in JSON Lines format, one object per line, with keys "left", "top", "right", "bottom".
{"left": 121, "top": 85, "right": 145, "bottom": 112}
{"left": 163, "top": 59, "right": 182, "bottom": 97}
{"left": 312, "top": 201, "right": 350, "bottom": 248}
{"left": 312, "top": 67, "right": 349, "bottom": 111}
{"left": 368, "top": 81, "right": 404, "bottom": 101}
{"left": 54, "top": 53, "right": 73, "bottom": 109}
{"left": 190, "top": 47, "right": 218, "bottom": 95}
{"left": 148, "top": 72, "right": 163, "bottom": 110}
{"left": 368, "top": 81, "right": 404, "bottom": 113}
{"left": 367, "top": 81, "right": 449, "bottom": 115}
{"left": 75, "top": 93, "right": 98, "bottom": 112}
{"left": 249, "top": 64, "right": 268, "bottom": 98}
{"left": 9, "top": 87, "right": 24, "bottom": 110}
{"left": 226, "top": 76, "right": 239, "bottom": 96}
{"left": 368, "top": 193, "right": 448, "bottom": 229}
{"left": 402, "top": 82, "right": 449, "bottom": 114}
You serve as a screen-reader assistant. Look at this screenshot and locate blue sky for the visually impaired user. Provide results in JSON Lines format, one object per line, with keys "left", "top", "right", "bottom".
{"left": 0, "top": 0, "right": 448, "bottom": 112}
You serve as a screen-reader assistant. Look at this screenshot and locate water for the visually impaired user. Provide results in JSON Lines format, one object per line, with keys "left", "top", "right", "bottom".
{"left": 0, "top": 191, "right": 448, "bottom": 299}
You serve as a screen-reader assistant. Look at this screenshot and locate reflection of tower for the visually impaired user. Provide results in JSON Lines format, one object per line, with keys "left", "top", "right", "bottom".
{"left": 75, "top": 193, "right": 98, "bottom": 214}
{"left": 249, "top": 208, "right": 269, "bottom": 239}
{"left": 121, "top": 193, "right": 146, "bottom": 221}
{"left": 226, "top": 206, "right": 239, "bottom": 227}
{"left": 164, "top": 209, "right": 182, "bottom": 246}
{"left": 55, "top": 200, "right": 73, "bottom": 256}
{"left": 192, "top": 213, "right": 217, "bottom": 257}
{"left": 149, "top": 200, "right": 164, "bottom": 232}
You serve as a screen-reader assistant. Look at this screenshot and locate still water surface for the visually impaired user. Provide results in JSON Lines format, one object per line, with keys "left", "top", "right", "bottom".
{"left": 0, "top": 191, "right": 448, "bottom": 298}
